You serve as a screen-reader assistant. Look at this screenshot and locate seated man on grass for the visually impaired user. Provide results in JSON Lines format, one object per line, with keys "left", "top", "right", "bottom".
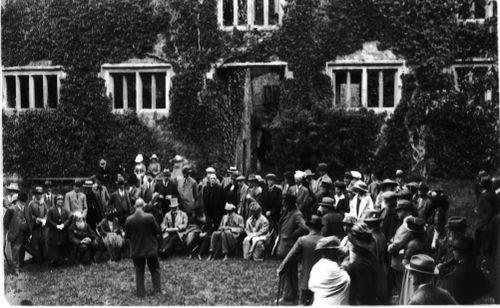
{"left": 243, "top": 203, "right": 270, "bottom": 261}
{"left": 68, "top": 212, "right": 98, "bottom": 265}
{"left": 160, "top": 197, "right": 188, "bottom": 258}
{"left": 208, "top": 203, "right": 244, "bottom": 261}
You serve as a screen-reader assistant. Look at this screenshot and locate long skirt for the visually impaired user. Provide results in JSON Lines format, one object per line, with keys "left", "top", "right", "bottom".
{"left": 399, "top": 268, "right": 415, "bottom": 305}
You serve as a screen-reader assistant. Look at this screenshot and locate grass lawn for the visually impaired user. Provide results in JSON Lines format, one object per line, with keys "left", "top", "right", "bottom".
{"left": 4, "top": 257, "right": 282, "bottom": 306}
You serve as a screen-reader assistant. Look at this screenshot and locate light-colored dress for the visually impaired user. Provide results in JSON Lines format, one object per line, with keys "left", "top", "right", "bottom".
{"left": 308, "top": 258, "right": 351, "bottom": 306}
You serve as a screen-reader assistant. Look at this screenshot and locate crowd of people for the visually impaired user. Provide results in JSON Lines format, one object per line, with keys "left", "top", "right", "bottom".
{"left": 3, "top": 153, "right": 500, "bottom": 304}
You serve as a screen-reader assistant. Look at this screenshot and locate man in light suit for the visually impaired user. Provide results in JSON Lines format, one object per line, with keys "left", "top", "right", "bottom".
{"left": 349, "top": 181, "right": 374, "bottom": 219}
{"left": 292, "top": 171, "right": 313, "bottom": 220}
{"left": 160, "top": 198, "right": 188, "bottom": 258}
{"left": 64, "top": 180, "right": 88, "bottom": 217}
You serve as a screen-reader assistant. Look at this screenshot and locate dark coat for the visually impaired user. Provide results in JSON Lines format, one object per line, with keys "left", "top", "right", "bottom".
{"left": 261, "top": 185, "right": 283, "bottom": 225}
{"left": 276, "top": 207, "right": 309, "bottom": 257}
{"left": 86, "top": 191, "right": 104, "bottom": 230}
{"left": 336, "top": 197, "right": 350, "bottom": 215}
{"left": 223, "top": 183, "right": 238, "bottom": 207}
{"left": 345, "top": 248, "right": 388, "bottom": 305}
{"left": 408, "top": 283, "right": 457, "bottom": 305}
{"left": 109, "top": 190, "right": 132, "bottom": 222}
{"left": 125, "top": 209, "right": 161, "bottom": 258}
{"left": 403, "top": 236, "right": 429, "bottom": 264}
{"left": 476, "top": 190, "right": 495, "bottom": 231}
{"left": 439, "top": 259, "right": 492, "bottom": 304}
{"left": 321, "top": 211, "right": 344, "bottom": 238}
{"left": 47, "top": 206, "right": 72, "bottom": 245}
{"left": 202, "top": 183, "right": 226, "bottom": 229}
{"left": 154, "top": 179, "right": 179, "bottom": 215}
{"left": 3, "top": 204, "right": 30, "bottom": 242}
{"left": 68, "top": 222, "right": 97, "bottom": 245}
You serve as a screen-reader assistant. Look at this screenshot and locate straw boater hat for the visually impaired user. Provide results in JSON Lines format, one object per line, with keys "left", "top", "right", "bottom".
{"left": 170, "top": 155, "right": 184, "bottom": 163}
{"left": 135, "top": 154, "right": 144, "bottom": 164}
{"left": 6, "top": 182, "right": 20, "bottom": 192}
{"left": 445, "top": 216, "right": 469, "bottom": 229}
{"left": 396, "top": 169, "right": 404, "bottom": 177}
{"left": 265, "top": 173, "right": 277, "bottom": 181}
{"left": 227, "top": 166, "right": 238, "bottom": 173}
{"left": 224, "top": 203, "right": 236, "bottom": 211}
{"left": 350, "top": 171, "right": 362, "bottom": 180}
{"left": 304, "top": 169, "right": 315, "bottom": 177}
{"left": 294, "top": 170, "right": 305, "bottom": 180}
{"left": 315, "top": 236, "right": 341, "bottom": 251}
{"left": 405, "top": 254, "right": 437, "bottom": 276}
{"left": 351, "top": 180, "right": 368, "bottom": 194}
{"left": 379, "top": 179, "right": 398, "bottom": 190}
{"left": 318, "top": 197, "right": 335, "bottom": 208}
{"left": 82, "top": 180, "right": 94, "bottom": 188}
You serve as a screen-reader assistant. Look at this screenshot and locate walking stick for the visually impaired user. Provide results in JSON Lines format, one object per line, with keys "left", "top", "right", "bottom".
{"left": 276, "top": 273, "right": 283, "bottom": 306}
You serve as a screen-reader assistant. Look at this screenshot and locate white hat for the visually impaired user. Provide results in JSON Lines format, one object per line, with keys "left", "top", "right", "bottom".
{"left": 150, "top": 154, "right": 159, "bottom": 160}
{"left": 206, "top": 167, "right": 216, "bottom": 174}
{"left": 135, "top": 154, "right": 144, "bottom": 163}
{"left": 350, "top": 171, "right": 362, "bottom": 179}
{"left": 169, "top": 198, "right": 179, "bottom": 208}
{"left": 171, "top": 155, "right": 184, "bottom": 163}
{"left": 294, "top": 171, "right": 305, "bottom": 180}
{"left": 224, "top": 203, "right": 236, "bottom": 211}
{"left": 6, "top": 182, "right": 20, "bottom": 192}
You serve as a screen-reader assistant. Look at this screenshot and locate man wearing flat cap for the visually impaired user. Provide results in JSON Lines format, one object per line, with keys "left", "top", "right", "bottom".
{"left": 27, "top": 186, "right": 49, "bottom": 264}
{"left": 4, "top": 192, "right": 30, "bottom": 273}
{"left": 261, "top": 173, "right": 282, "bottom": 229}
{"left": 275, "top": 193, "right": 309, "bottom": 305}
{"left": 406, "top": 254, "right": 457, "bottom": 305}
{"left": 64, "top": 179, "right": 88, "bottom": 218}
{"left": 277, "top": 215, "right": 323, "bottom": 305}
{"left": 208, "top": 203, "right": 244, "bottom": 261}
{"left": 308, "top": 236, "right": 350, "bottom": 305}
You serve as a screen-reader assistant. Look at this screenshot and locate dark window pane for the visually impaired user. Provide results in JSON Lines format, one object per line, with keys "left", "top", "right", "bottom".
{"left": 6, "top": 76, "right": 16, "bottom": 108}
{"left": 141, "top": 73, "right": 152, "bottom": 109}
{"left": 269, "top": 0, "right": 279, "bottom": 25}
{"left": 255, "top": 0, "right": 263, "bottom": 25}
{"left": 383, "top": 70, "right": 396, "bottom": 107}
{"left": 155, "top": 73, "right": 166, "bottom": 109}
{"left": 112, "top": 73, "right": 123, "bottom": 109}
{"left": 238, "top": 0, "right": 247, "bottom": 25}
{"left": 350, "top": 71, "right": 362, "bottom": 107}
{"left": 223, "top": 0, "right": 233, "bottom": 26}
{"left": 334, "top": 71, "right": 346, "bottom": 106}
{"left": 263, "top": 85, "right": 279, "bottom": 108}
{"left": 456, "top": 67, "right": 471, "bottom": 89}
{"left": 46, "top": 75, "right": 58, "bottom": 108}
{"left": 19, "top": 76, "right": 29, "bottom": 108}
{"left": 474, "top": 0, "right": 486, "bottom": 18}
{"left": 367, "top": 70, "right": 379, "bottom": 108}
{"left": 459, "top": 1, "right": 471, "bottom": 19}
{"left": 125, "top": 73, "right": 136, "bottom": 109}
{"left": 34, "top": 75, "right": 43, "bottom": 108}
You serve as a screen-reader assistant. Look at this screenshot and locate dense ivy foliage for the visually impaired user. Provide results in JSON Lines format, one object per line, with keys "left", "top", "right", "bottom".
{"left": 2, "top": 0, "right": 498, "bottom": 179}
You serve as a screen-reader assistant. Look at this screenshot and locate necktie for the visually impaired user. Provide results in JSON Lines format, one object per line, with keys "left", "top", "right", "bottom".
{"left": 356, "top": 196, "right": 362, "bottom": 217}
{"left": 172, "top": 212, "right": 177, "bottom": 227}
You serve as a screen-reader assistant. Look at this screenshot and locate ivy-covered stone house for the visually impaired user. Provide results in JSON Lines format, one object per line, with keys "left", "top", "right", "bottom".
{"left": 2, "top": 0, "right": 499, "bottom": 180}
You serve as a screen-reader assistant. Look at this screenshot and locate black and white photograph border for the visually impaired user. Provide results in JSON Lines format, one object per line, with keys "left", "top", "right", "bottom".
{"left": 1, "top": 0, "right": 500, "bottom": 306}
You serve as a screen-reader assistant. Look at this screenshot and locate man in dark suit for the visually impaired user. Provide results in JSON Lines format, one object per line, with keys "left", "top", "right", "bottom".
{"left": 291, "top": 171, "right": 313, "bottom": 220}
{"left": 318, "top": 197, "right": 344, "bottom": 238}
{"left": 4, "top": 193, "right": 30, "bottom": 273}
{"left": 203, "top": 174, "right": 226, "bottom": 230}
{"left": 141, "top": 171, "right": 155, "bottom": 203}
{"left": 154, "top": 170, "right": 179, "bottom": 216}
{"left": 406, "top": 254, "right": 457, "bottom": 305}
{"left": 109, "top": 177, "right": 132, "bottom": 226}
{"left": 261, "top": 173, "right": 282, "bottom": 229}
{"left": 125, "top": 198, "right": 162, "bottom": 297}
{"left": 277, "top": 215, "right": 323, "bottom": 305}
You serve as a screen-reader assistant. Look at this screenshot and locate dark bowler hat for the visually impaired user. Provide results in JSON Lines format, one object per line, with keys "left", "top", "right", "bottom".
{"left": 320, "top": 179, "right": 333, "bottom": 188}
{"left": 334, "top": 180, "right": 347, "bottom": 189}
{"left": 396, "top": 199, "right": 414, "bottom": 212}
{"left": 348, "top": 222, "right": 374, "bottom": 251}
{"left": 451, "top": 237, "right": 474, "bottom": 252}
{"left": 265, "top": 173, "right": 277, "bottom": 181}
{"left": 406, "top": 217, "right": 426, "bottom": 233}
{"left": 318, "top": 197, "right": 335, "bottom": 208}
{"left": 317, "top": 163, "right": 328, "bottom": 171}
{"left": 364, "top": 209, "right": 383, "bottom": 222}
{"left": 74, "top": 179, "right": 83, "bottom": 187}
{"left": 405, "top": 254, "right": 436, "bottom": 276}
{"left": 446, "top": 216, "right": 468, "bottom": 229}
{"left": 182, "top": 165, "right": 192, "bottom": 174}
{"left": 379, "top": 179, "right": 398, "bottom": 189}
{"left": 306, "top": 215, "right": 323, "bottom": 228}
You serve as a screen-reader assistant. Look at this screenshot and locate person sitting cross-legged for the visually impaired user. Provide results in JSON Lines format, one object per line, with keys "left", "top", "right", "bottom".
{"left": 159, "top": 198, "right": 188, "bottom": 258}
{"left": 68, "top": 212, "right": 98, "bottom": 265}
{"left": 208, "top": 203, "right": 244, "bottom": 261}
{"left": 242, "top": 203, "right": 270, "bottom": 261}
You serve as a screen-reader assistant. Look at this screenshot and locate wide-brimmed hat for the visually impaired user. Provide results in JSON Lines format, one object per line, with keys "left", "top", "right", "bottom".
{"left": 317, "top": 163, "right": 328, "bottom": 172}
{"left": 315, "top": 236, "right": 341, "bottom": 251}
{"left": 206, "top": 167, "right": 216, "bottom": 174}
{"left": 182, "top": 165, "right": 192, "bottom": 174}
{"left": 446, "top": 216, "right": 468, "bottom": 229}
{"left": 364, "top": 209, "right": 383, "bottom": 222}
{"left": 82, "top": 180, "right": 94, "bottom": 188}
{"left": 405, "top": 254, "right": 436, "bottom": 276}
{"left": 224, "top": 203, "right": 236, "bottom": 211}
{"left": 304, "top": 169, "right": 315, "bottom": 177}
{"left": 379, "top": 179, "right": 398, "bottom": 189}
{"left": 318, "top": 197, "right": 335, "bottom": 208}
{"left": 396, "top": 199, "right": 414, "bottom": 212}
{"left": 406, "top": 217, "right": 426, "bottom": 233}
{"left": 170, "top": 155, "right": 184, "bottom": 163}
{"left": 451, "top": 237, "right": 474, "bottom": 252}
{"left": 248, "top": 174, "right": 258, "bottom": 182}
{"left": 265, "top": 173, "right": 277, "bottom": 181}
{"left": 6, "top": 182, "right": 20, "bottom": 192}
{"left": 135, "top": 154, "right": 144, "bottom": 163}
{"left": 150, "top": 154, "right": 159, "bottom": 160}
{"left": 350, "top": 171, "right": 362, "bottom": 180}
{"left": 306, "top": 215, "right": 323, "bottom": 228}
{"left": 351, "top": 180, "right": 368, "bottom": 193}
{"left": 169, "top": 198, "right": 179, "bottom": 208}
{"left": 348, "top": 222, "right": 374, "bottom": 250}
{"left": 294, "top": 170, "right": 305, "bottom": 180}
{"left": 236, "top": 175, "right": 246, "bottom": 181}
{"left": 342, "top": 215, "right": 357, "bottom": 225}
{"left": 334, "top": 181, "right": 347, "bottom": 189}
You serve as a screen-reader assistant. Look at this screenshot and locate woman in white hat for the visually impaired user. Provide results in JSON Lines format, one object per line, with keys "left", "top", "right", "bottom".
{"left": 134, "top": 154, "right": 146, "bottom": 186}
{"left": 148, "top": 154, "right": 162, "bottom": 177}
{"left": 348, "top": 180, "right": 374, "bottom": 219}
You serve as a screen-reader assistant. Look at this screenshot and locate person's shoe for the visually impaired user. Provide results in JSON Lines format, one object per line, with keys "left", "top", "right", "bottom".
{"left": 197, "top": 254, "right": 202, "bottom": 261}
{"left": 188, "top": 254, "right": 193, "bottom": 259}
{"left": 206, "top": 254, "right": 213, "bottom": 261}
{"left": 222, "top": 254, "right": 228, "bottom": 261}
